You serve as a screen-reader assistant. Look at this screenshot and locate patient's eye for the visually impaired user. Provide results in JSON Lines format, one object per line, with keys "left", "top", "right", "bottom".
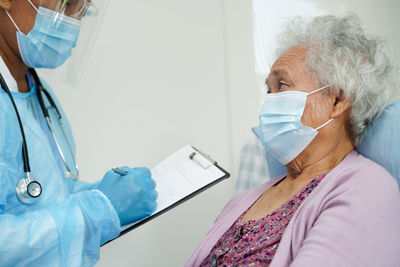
{"left": 278, "top": 81, "right": 288, "bottom": 90}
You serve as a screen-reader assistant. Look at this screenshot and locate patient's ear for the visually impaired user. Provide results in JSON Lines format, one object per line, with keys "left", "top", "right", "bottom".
{"left": 0, "top": 0, "right": 12, "bottom": 12}
{"left": 330, "top": 89, "right": 352, "bottom": 119}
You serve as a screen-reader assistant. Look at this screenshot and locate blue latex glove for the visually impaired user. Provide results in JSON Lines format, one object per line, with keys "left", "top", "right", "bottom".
{"left": 98, "top": 166, "right": 158, "bottom": 225}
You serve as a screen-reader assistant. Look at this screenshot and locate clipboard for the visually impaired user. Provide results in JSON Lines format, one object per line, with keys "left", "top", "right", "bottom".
{"left": 103, "top": 145, "right": 230, "bottom": 245}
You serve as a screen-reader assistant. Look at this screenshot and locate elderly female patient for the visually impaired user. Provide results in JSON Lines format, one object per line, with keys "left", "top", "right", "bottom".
{"left": 186, "top": 14, "right": 400, "bottom": 267}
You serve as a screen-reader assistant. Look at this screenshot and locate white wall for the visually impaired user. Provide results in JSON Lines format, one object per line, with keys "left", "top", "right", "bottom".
{"left": 223, "top": 0, "right": 260, "bottom": 183}
{"left": 41, "top": 0, "right": 234, "bottom": 266}
{"left": 38, "top": 0, "right": 399, "bottom": 266}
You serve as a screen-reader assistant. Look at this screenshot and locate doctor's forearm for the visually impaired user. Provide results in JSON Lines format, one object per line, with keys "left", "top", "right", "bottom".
{"left": 0, "top": 190, "right": 120, "bottom": 266}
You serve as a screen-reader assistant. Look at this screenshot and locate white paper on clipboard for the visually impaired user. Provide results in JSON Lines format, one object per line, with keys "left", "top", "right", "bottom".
{"left": 121, "top": 145, "right": 228, "bottom": 231}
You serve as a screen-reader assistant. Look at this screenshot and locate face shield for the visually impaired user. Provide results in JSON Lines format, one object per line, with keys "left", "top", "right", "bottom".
{"left": 38, "top": 0, "right": 95, "bottom": 19}
{"left": 34, "top": 0, "right": 110, "bottom": 85}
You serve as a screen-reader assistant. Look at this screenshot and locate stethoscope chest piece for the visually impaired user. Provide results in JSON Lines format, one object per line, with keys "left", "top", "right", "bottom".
{"left": 1, "top": 69, "right": 77, "bottom": 205}
{"left": 16, "top": 173, "right": 42, "bottom": 204}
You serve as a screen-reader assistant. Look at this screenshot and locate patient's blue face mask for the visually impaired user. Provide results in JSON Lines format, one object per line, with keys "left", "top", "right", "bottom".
{"left": 253, "top": 85, "right": 334, "bottom": 165}
{"left": 6, "top": 3, "right": 81, "bottom": 69}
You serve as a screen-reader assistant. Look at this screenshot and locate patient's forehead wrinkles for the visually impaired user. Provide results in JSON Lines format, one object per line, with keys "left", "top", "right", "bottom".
{"left": 272, "top": 69, "right": 289, "bottom": 77}
{"left": 270, "top": 46, "right": 308, "bottom": 80}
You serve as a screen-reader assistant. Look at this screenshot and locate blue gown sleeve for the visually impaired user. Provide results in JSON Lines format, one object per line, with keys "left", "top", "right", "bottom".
{"left": 0, "top": 189, "right": 121, "bottom": 266}
{"left": 66, "top": 179, "right": 100, "bottom": 193}
{"left": 0, "top": 78, "right": 121, "bottom": 266}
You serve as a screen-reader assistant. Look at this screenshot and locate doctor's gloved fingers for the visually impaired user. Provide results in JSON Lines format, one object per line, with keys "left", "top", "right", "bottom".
{"left": 122, "top": 171, "right": 156, "bottom": 190}
{"left": 120, "top": 193, "right": 157, "bottom": 224}
{"left": 103, "top": 169, "right": 121, "bottom": 181}
{"left": 150, "top": 189, "right": 158, "bottom": 201}
{"left": 144, "top": 176, "right": 156, "bottom": 189}
{"left": 131, "top": 167, "right": 152, "bottom": 177}
{"left": 118, "top": 166, "right": 151, "bottom": 176}
{"left": 140, "top": 198, "right": 157, "bottom": 215}
{"left": 147, "top": 200, "right": 157, "bottom": 214}
{"left": 118, "top": 167, "right": 153, "bottom": 182}
{"left": 139, "top": 187, "right": 157, "bottom": 208}
{"left": 130, "top": 170, "right": 156, "bottom": 189}
{"left": 142, "top": 186, "right": 158, "bottom": 201}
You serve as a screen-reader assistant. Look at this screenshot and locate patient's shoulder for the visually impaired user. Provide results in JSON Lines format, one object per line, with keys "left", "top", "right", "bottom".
{"left": 325, "top": 151, "right": 399, "bottom": 205}
{"left": 339, "top": 151, "right": 397, "bottom": 187}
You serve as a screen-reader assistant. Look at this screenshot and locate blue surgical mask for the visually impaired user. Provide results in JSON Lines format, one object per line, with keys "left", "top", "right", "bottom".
{"left": 253, "top": 85, "right": 334, "bottom": 165}
{"left": 6, "top": 5, "right": 80, "bottom": 69}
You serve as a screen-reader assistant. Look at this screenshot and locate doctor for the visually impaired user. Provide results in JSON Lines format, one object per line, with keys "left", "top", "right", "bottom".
{"left": 0, "top": 0, "right": 158, "bottom": 266}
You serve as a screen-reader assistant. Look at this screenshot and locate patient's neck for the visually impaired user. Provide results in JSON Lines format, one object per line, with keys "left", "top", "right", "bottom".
{"left": 286, "top": 129, "right": 354, "bottom": 183}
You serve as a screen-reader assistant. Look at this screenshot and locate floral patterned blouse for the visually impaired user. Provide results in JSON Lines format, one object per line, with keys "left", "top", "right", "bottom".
{"left": 200, "top": 174, "right": 326, "bottom": 267}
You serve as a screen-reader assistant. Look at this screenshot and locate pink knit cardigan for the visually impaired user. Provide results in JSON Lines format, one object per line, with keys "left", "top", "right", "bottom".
{"left": 186, "top": 151, "right": 400, "bottom": 267}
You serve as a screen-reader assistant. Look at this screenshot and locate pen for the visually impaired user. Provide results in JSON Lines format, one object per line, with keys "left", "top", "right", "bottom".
{"left": 112, "top": 167, "right": 129, "bottom": 176}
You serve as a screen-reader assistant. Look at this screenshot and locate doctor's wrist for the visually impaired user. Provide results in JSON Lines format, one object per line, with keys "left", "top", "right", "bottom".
{"left": 85, "top": 190, "right": 121, "bottom": 245}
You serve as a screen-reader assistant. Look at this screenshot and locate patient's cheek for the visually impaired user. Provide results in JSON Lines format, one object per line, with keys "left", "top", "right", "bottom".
{"left": 301, "top": 97, "right": 330, "bottom": 128}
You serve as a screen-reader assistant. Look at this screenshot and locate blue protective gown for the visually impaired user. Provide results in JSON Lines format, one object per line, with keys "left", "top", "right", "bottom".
{"left": 0, "top": 77, "right": 121, "bottom": 266}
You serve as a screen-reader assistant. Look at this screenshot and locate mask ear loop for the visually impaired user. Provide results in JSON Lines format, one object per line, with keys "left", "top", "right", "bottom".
{"left": 315, "top": 118, "right": 334, "bottom": 131}
{"left": 26, "top": 0, "right": 39, "bottom": 12}
{"left": 309, "top": 85, "right": 335, "bottom": 131}
{"left": 5, "top": 11, "right": 22, "bottom": 32}
{"left": 5, "top": 0, "right": 39, "bottom": 33}
{"left": 307, "top": 84, "right": 331, "bottom": 96}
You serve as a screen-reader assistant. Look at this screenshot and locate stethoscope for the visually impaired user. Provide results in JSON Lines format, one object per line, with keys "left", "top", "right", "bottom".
{"left": 0, "top": 68, "right": 79, "bottom": 204}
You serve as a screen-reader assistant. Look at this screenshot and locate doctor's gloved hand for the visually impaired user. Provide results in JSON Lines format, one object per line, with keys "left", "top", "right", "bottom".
{"left": 98, "top": 167, "right": 158, "bottom": 226}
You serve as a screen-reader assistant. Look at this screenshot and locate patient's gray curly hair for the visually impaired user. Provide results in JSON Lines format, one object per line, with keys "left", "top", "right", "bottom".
{"left": 276, "top": 13, "right": 398, "bottom": 146}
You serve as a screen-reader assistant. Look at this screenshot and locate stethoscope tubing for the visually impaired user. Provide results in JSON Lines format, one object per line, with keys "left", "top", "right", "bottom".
{"left": 0, "top": 69, "right": 79, "bottom": 204}
{"left": 0, "top": 72, "right": 31, "bottom": 173}
{"left": 30, "top": 69, "right": 79, "bottom": 179}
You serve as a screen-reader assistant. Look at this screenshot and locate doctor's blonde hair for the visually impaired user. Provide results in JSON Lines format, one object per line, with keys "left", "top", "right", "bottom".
{"left": 275, "top": 13, "right": 398, "bottom": 146}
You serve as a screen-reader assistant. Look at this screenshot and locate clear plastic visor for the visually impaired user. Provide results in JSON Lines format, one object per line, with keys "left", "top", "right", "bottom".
{"left": 36, "top": 0, "right": 109, "bottom": 84}
{"left": 38, "top": 0, "right": 97, "bottom": 20}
